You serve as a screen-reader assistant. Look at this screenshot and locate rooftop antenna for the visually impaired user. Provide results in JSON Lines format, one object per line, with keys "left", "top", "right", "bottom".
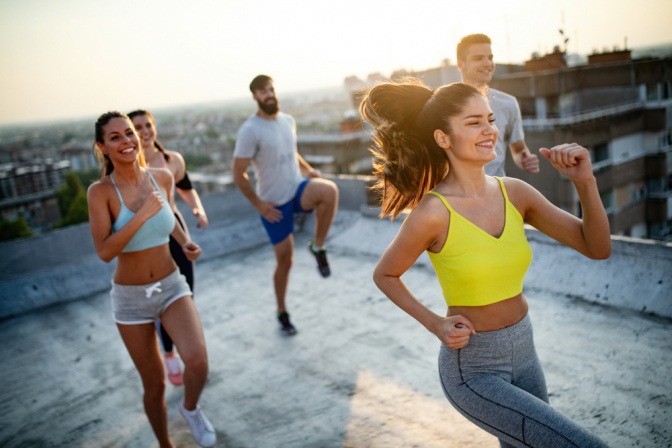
{"left": 558, "top": 11, "right": 569, "bottom": 53}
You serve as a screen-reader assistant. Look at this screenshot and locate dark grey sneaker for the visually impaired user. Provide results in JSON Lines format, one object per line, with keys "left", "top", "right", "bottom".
{"left": 308, "top": 243, "right": 331, "bottom": 278}
{"left": 278, "top": 312, "right": 297, "bottom": 336}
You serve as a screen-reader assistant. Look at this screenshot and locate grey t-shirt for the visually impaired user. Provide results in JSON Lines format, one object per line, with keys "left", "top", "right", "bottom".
{"left": 486, "top": 88, "right": 525, "bottom": 177}
{"left": 233, "top": 112, "right": 304, "bottom": 205}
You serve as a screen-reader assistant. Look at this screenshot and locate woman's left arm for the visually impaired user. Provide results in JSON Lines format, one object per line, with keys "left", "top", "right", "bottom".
{"left": 176, "top": 185, "right": 208, "bottom": 229}
{"left": 171, "top": 213, "right": 202, "bottom": 261}
{"left": 155, "top": 168, "right": 202, "bottom": 261}
{"left": 518, "top": 143, "right": 611, "bottom": 259}
{"left": 172, "top": 151, "right": 209, "bottom": 228}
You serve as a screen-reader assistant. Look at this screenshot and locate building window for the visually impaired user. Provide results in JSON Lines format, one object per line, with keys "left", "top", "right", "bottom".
{"left": 647, "top": 177, "right": 666, "bottom": 195}
{"left": 648, "top": 219, "right": 672, "bottom": 241}
{"left": 592, "top": 143, "right": 610, "bottom": 163}
{"left": 600, "top": 190, "right": 614, "bottom": 212}
{"left": 517, "top": 98, "right": 536, "bottom": 118}
{"left": 630, "top": 183, "right": 646, "bottom": 202}
{"left": 661, "top": 131, "right": 672, "bottom": 150}
{"left": 646, "top": 83, "right": 660, "bottom": 101}
{"left": 546, "top": 95, "right": 560, "bottom": 118}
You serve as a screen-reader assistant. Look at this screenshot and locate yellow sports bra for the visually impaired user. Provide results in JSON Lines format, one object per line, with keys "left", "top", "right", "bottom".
{"left": 426, "top": 177, "right": 532, "bottom": 307}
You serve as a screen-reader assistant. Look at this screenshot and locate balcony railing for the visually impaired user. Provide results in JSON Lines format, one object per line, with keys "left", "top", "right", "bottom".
{"left": 522, "top": 98, "right": 672, "bottom": 131}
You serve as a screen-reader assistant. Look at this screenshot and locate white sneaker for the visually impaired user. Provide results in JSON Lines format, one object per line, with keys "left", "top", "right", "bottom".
{"left": 180, "top": 402, "right": 216, "bottom": 447}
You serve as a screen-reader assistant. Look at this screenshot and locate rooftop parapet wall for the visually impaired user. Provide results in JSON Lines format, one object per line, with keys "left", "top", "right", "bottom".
{"left": 330, "top": 216, "right": 672, "bottom": 319}
{"left": 524, "top": 231, "right": 671, "bottom": 316}
{"left": 1, "top": 176, "right": 670, "bottom": 320}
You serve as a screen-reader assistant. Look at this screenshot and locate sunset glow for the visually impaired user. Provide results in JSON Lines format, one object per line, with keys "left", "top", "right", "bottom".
{"left": 0, "top": 0, "right": 670, "bottom": 125}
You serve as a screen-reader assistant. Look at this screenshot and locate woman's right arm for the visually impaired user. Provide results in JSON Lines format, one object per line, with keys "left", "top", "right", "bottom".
{"left": 87, "top": 181, "right": 162, "bottom": 262}
{"left": 232, "top": 157, "right": 282, "bottom": 223}
{"left": 373, "top": 197, "right": 475, "bottom": 349}
{"left": 520, "top": 144, "right": 611, "bottom": 260}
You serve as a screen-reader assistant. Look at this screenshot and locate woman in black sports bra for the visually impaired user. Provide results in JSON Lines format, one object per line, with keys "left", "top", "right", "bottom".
{"left": 129, "top": 109, "right": 209, "bottom": 387}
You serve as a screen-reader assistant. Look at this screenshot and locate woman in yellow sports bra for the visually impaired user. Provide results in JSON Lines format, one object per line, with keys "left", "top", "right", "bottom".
{"left": 360, "top": 80, "right": 611, "bottom": 448}
{"left": 87, "top": 112, "right": 216, "bottom": 447}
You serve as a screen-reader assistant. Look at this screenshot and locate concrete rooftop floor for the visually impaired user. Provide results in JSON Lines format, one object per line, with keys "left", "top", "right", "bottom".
{"left": 1, "top": 211, "right": 671, "bottom": 447}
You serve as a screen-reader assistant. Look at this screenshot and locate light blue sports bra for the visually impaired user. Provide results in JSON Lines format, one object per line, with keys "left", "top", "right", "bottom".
{"left": 110, "top": 170, "right": 175, "bottom": 253}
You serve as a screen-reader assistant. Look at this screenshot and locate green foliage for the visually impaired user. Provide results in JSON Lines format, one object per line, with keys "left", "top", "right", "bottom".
{"left": 75, "top": 168, "right": 101, "bottom": 188}
{"left": 60, "top": 191, "right": 88, "bottom": 226}
{"left": 205, "top": 126, "right": 220, "bottom": 139}
{"left": 183, "top": 153, "right": 212, "bottom": 171}
{"left": 0, "top": 215, "right": 34, "bottom": 241}
{"left": 61, "top": 131, "right": 76, "bottom": 143}
{"left": 54, "top": 171, "right": 89, "bottom": 227}
{"left": 56, "top": 171, "right": 84, "bottom": 216}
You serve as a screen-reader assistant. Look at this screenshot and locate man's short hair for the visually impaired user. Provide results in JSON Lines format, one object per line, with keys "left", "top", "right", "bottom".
{"left": 250, "top": 74, "right": 273, "bottom": 93}
{"left": 456, "top": 34, "right": 491, "bottom": 61}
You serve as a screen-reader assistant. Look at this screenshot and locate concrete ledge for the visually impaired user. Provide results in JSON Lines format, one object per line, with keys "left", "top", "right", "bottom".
{"left": 2, "top": 176, "right": 671, "bottom": 320}
{"left": 525, "top": 231, "right": 672, "bottom": 317}
{"left": 327, "top": 215, "right": 672, "bottom": 319}
{"left": 0, "top": 176, "right": 372, "bottom": 319}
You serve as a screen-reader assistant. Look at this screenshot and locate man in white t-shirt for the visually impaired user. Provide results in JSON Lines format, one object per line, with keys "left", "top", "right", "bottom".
{"left": 233, "top": 74, "right": 339, "bottom": 336}
{"left": 457, "top": 34, "right": 540, "bottom": 177}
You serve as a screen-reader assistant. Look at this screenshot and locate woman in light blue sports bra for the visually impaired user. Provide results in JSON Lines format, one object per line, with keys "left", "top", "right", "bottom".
{"left": 87, "top": 112, "right": 216, "bottom": 447}
{"left": 360, "top": 81, "right": 611, "bottom": 448}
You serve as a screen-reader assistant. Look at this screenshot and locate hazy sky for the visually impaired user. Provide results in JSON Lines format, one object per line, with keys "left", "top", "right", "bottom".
{"left": 1, "top": 0, "right": 671, "bottom": 125}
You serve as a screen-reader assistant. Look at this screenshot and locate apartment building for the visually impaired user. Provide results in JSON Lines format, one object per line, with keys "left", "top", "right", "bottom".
{"left": 0, "top": 159, "right": 70, "bottom": 231}
{"left": 348, "top": 49, "right": 672, "bottom": 240}
{"left": 490, "top": 50, "right": 672, "bottom": 240}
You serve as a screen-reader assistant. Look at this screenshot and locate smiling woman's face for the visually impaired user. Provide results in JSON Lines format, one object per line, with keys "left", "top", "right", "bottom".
{"left": 440, "top": 94, "right": 498, "bottom": 165}
{"left": 99, "top": 117, "right": 140, "bottom": 163}
{"left": 131, "top": 114, "right": 157, "bottom": 153}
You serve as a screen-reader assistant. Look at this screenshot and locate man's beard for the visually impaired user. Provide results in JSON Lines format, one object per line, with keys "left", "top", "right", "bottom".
{"left": 257, "top": 98, "right": 279, "bottom": 115}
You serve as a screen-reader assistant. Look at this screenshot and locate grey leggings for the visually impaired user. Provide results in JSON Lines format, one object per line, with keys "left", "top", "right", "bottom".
{"left": 438, "top": 315, "right": 608, "bottom": 448}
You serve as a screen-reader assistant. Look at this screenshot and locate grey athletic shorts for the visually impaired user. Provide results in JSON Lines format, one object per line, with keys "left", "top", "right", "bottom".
{"left": 110, "top": 269, "right": 192, "bottom": 325}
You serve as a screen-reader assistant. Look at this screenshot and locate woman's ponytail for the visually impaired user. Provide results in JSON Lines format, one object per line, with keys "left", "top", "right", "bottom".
{"left": 360, "top": 79, "right": 449, "bottom": 219}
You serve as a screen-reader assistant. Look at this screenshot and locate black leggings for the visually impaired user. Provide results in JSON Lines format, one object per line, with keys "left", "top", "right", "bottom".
{"left": 158, "top": 215, "right": 194, "bottom": 353}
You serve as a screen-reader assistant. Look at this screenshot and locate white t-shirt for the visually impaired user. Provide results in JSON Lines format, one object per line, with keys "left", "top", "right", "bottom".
{"left": 233, "top": 112, "right": 304, "bottom": 205}
{"left": 486, "top": 88, "right": 525, "bottom": 177}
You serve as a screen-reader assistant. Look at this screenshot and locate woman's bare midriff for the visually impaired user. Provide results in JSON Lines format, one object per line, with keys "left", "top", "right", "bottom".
{"left": 114, "top": 245, "right": 177, "bottom": 285}
{"left": 448, "top": 293, "right": 529, "bottom": 332}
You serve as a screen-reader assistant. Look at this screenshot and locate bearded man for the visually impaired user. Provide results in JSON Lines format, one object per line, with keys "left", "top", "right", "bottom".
{"left": 232, "top": 74, "right": 339, "bottom": 336}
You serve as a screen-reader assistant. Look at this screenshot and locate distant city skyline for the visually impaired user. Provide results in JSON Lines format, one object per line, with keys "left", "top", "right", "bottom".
{"left": 1, "top": 0, "right": 671, "bottom": 126}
